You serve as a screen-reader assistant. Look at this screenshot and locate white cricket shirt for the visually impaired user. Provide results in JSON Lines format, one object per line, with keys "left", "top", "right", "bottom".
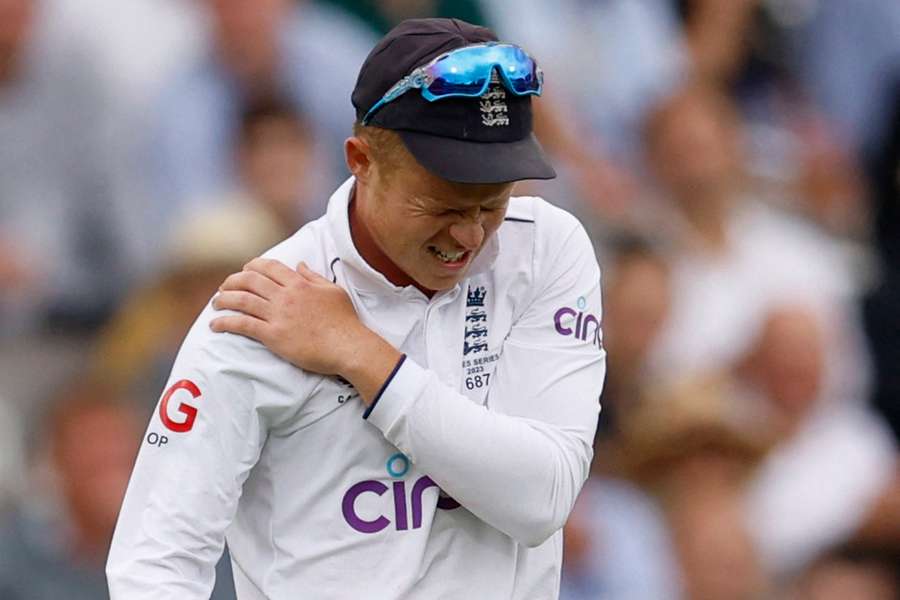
{"left": 107, "top": 178, "right": 606, "bottom": 599}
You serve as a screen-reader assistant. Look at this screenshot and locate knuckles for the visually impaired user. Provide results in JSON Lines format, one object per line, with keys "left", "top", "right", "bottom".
{"left": 287, "top": 278, "right": 308, "bottom": 293}
{"left": 233, "top": 292, "right": 251, "bottom": 311}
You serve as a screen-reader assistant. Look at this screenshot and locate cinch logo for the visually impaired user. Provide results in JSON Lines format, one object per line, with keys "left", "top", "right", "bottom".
{"left": 159, "top": 379, "right": 201, "bottom": 433}
{"left": 554, "top": 296, "right": 602, "bottom": 350}
{"left": 342, "top": 453, "right": 460, "bottom": 534}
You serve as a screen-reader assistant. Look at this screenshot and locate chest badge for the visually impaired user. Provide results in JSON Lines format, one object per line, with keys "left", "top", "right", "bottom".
{"left": 461, "top": 285, "right": 498, "bottom": 396}
{"left": 464, "top": 286, "right": 489, "bottom": 356}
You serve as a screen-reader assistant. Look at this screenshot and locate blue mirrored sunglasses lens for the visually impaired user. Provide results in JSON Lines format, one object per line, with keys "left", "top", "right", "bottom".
{"left": 508, "top": 70, "right": 540, "bottom": 94}
{"left": 427, "top": 73, "right": 485, "bottom": 96}
{"left": 424, "top": 45, "right": 540, "bottom": 97}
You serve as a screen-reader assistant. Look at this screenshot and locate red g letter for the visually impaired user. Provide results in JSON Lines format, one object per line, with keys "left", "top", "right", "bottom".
{"left": 159, "top": 379, "right": 201, "bottom": 433}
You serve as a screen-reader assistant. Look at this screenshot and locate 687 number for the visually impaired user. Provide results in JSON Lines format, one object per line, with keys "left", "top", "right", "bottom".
{"left": 465, "top": 374, "right": 490, "bottom": 390}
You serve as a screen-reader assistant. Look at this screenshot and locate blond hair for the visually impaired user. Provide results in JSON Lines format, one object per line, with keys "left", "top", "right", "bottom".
{"left": 352, "top": 122, "right": 416, "bottom": 179}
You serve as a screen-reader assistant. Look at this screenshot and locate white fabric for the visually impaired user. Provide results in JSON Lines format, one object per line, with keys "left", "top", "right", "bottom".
{"left": 744, "top": 405, "right": 896, "bottom": 575}
{"left": 107, "top": 178, "right": 606, "bottom": 599}
{"left": 649, "top": 202, "right": 869, "bottom": 404}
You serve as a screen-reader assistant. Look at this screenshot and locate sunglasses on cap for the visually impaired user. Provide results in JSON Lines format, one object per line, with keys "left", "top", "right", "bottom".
{"left": 362, "top": 42, "right": 544, "bottom": 125}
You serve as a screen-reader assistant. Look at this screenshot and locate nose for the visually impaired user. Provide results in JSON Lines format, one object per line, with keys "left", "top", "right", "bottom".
{"left": 449, "top": 218, "right": 485, "bottom": 251}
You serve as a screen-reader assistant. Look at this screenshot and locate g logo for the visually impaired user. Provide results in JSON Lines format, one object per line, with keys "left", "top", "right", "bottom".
{"left": 159, "top": 379, "right": 201, "bottom": 433}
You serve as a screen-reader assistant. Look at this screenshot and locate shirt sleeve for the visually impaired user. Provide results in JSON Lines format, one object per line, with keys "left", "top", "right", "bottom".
{"left": 365, "top": 217, "right": 606, "bottom": 547}
{"left": 106, "top": 308, "right": 305, "bottom": 599}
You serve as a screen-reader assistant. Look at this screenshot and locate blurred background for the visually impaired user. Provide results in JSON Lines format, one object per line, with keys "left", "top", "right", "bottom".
{"left": 0, "top": 0, "right": 898, "bottom": 598}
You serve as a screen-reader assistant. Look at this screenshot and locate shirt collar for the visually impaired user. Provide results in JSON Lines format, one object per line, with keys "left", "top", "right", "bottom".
{"left": 326, "top": 177, "right": 500, "bottom": 296}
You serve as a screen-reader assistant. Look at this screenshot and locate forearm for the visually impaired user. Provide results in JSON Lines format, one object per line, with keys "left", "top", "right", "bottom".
{"left": 108, "top": 554, "right": 215, "bottom": 600}
{"left": 107, "top": 447, "right": 235, "bottom": 599}
{"left": 364, "top": 357, "right": 598, "bottom": 547}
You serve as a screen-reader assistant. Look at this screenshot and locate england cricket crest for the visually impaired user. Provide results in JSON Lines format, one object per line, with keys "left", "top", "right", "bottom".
{"left": 479, "top": 72, "right": 510, "bottom": 128}
{"left": 460, "top": 284, "right": 499, "bottom": 402}
{"left": 464, "top": 286, "right": 489, "bottom": 356}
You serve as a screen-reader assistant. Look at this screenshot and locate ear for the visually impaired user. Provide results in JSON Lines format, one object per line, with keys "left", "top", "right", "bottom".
{"left": 345, "top": 136, "right": 373, "bottom": 183}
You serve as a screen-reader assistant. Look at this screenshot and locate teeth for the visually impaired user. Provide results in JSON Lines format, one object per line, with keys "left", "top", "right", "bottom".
{"left": 430, "top": 247, "right": 466, "bottom": 262}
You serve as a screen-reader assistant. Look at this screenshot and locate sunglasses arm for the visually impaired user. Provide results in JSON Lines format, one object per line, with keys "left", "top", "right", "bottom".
{"left": 362, "top": 68, "right": 431, "bottom": 125}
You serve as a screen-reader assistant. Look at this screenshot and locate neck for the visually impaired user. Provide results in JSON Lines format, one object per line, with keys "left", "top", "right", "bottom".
{"left": 349, "top": 186, "right": 435, "bottom": 297}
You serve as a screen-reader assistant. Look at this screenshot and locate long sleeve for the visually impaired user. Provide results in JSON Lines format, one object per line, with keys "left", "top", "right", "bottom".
{"left": 365, "top": 220, "right": 606, "bottom": 547}
{"left": 106, "top": 311, "right": 305, "bottom": 599}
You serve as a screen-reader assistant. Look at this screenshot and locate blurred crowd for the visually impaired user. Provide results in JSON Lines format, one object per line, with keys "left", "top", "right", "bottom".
{"left": 0, "top": 0, "right": 898, "bottom": 598}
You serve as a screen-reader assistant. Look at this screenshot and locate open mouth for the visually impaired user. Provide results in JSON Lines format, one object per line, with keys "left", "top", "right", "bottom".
{"left": 428, "top": 246, "right": 471, "bottom": 267}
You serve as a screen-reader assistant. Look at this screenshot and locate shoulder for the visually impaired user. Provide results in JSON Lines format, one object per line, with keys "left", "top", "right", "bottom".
{"left": 503, "top": 194, "right": 585, "bottom": 241}
{"left": 500, "top": 195, "right": 595, "bottom": 271}
{"left": 492, "top": 196, "right": 598, "bottom": 311}
{"left": 507, "top": 193, "right": 588, "bottom": 234}
{"left": 166, "top": 217, "right": 334, "bottom": 411}
{"left": 505, "top": 195, "right": 583, "bottom": 229}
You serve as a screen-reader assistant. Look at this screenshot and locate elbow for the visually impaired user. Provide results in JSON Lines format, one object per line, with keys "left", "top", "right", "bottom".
{"left": 516, "top": 509, "right": 570, "bottom": 548}
{"left": 514, "top": 436, "right": 592, "bottom": 548}
{"left": 507, "top": 477, "right": 582, "bottom": 548}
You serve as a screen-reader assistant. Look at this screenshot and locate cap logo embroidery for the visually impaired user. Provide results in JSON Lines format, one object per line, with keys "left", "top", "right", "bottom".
{"left": 480, "top": 72, "right": 509, "bottom": 127}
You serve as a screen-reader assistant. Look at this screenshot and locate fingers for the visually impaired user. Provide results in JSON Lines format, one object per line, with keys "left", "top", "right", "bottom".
{"left": 244, "top": 258, "right": 298, "bottom": 287}
{"left": 212, "top": 290, "right": 271, "bottom": 321}
{"left": 220, "top": 270, "right": 282, "bottom": 299}
{"left": 209, "top": 314, "right": 268, "bottom": 342}
{"left": 296, "top": 261, "right": 330, "bottom": 283}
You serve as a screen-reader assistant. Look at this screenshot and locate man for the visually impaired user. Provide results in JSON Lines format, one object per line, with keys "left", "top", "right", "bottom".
{"left": 108, "top": 18, "right": 605, "bottom": 599}
{"left": 146, "top": 0, "right": 374, "bottom": 237}
{"left": 1, "top": 0, "right": 137, "bottom": 334}
{"left": 0, "top": 380, "right": 141, "bottom": 600}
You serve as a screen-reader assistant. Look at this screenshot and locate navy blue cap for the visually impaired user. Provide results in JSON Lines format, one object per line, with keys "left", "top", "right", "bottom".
{"left": 351, "top": 18, "right": 556, "bottom": 184}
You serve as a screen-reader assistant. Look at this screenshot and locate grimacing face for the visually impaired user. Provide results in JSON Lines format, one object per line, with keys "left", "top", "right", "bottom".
{"left": 356, "top": 143, "right": 513, "bottom": 291}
